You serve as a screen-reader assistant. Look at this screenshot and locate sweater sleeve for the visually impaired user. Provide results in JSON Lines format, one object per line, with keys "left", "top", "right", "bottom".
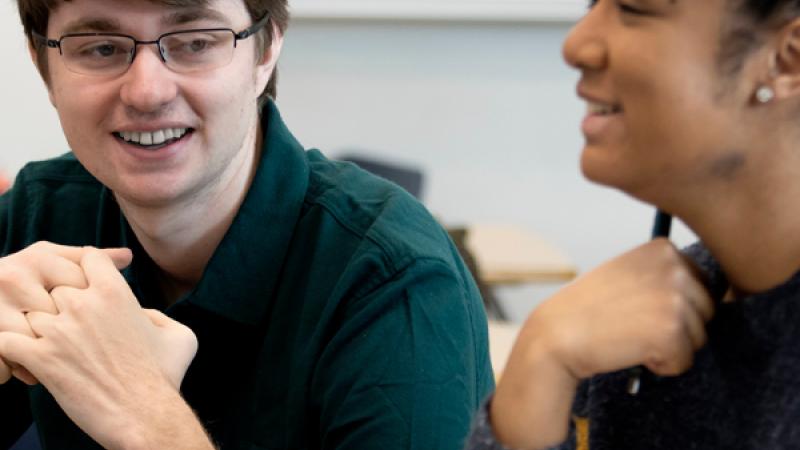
{"left": 463, "top": 396, "right": 514, "bottom": 450}
{"left": 463, "top": 392, "right": 583, "bottom": 450}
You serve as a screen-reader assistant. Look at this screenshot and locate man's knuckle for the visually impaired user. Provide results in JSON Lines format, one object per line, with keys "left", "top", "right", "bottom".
{"left": 93, "top": 282, "right": 118, "bottom": 299}
{"left": 0, "top": 264, "right": 25, "bottom": 289}
{"left": 82, "top": 245, "right": 100, "bottom": 255}
{"left": 28, "top": 241, "right": 50, "bottom": 251}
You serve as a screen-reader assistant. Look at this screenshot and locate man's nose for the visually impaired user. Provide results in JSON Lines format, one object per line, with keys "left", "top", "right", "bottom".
{"left": 119, "top": 44, "right": 178, "bottom": 113}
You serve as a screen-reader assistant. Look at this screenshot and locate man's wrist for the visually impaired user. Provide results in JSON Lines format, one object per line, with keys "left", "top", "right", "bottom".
{"left": 117, "top": 383, "right": 215, "bottom": 450}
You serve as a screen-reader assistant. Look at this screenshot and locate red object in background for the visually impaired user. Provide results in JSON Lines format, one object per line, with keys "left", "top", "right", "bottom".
{"left": 0, "top": 174, "right": 10, "bottom": 194}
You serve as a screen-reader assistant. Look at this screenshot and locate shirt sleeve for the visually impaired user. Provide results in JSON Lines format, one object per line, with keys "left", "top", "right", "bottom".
{"left": 311, "top": 257, "right": 495, "bottom": 450}
{"left": 0, "top": 363, "right": 33, "bottom": 447}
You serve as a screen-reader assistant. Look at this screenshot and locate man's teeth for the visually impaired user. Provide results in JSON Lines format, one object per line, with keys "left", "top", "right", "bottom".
{"left": 118, "top": 128, "right": 189, "bottom": 146}
{"left": 587, "top": 102, "right": 622, "bottom": 115}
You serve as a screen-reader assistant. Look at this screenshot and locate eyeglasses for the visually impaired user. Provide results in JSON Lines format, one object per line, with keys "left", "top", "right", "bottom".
{"left": 32, "top": 13, "right": 270, "bottom": 77}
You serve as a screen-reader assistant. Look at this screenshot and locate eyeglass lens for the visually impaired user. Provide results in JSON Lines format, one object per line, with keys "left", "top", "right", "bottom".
{"left": 59, "top": 30, "right": 237, "bottom": 76}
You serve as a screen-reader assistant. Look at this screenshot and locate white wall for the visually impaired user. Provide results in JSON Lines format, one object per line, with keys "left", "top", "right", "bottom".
{"left": 0, "top": 4, "right": 698, "bottom": 321}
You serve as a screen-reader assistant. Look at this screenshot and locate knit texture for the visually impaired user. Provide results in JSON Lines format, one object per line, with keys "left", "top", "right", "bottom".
{"left": 466, "top": 242, "right": 800, "bottom": 449}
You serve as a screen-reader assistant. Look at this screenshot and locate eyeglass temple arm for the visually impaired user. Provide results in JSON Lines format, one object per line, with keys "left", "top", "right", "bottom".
{"left": 235, "top": 12, "right": 271, "bottom": 40}
{"left": 30, "top": 30, "right": 60, "bottom": 49}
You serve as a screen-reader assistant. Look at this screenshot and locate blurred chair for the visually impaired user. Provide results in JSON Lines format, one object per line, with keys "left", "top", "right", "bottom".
{"left": 446, "top": 227, "right": 507, "bottom": 320}
{"left": 339, "top": 154, "right": 425, "bottom": 200}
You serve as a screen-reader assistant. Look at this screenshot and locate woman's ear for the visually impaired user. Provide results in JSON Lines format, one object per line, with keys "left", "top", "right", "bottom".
{"left": 771, "top": 18, "right": 800, "bottom": 99}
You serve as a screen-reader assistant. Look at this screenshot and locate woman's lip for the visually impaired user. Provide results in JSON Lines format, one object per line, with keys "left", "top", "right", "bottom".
{"left": 581, "top": 111, "right": 622, "bottom": 141}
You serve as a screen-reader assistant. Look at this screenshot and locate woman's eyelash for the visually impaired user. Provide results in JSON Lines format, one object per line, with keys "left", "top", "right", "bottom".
{"left": 619, "top": 3, "right": 646, "bottom": 15}
{"left": 587, "top": 0, "right": 648, "bottom": 15}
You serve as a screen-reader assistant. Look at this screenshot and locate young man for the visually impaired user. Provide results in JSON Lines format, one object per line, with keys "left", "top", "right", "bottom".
{"left": 0, "top": 0, "right": 494, "bottom": 448}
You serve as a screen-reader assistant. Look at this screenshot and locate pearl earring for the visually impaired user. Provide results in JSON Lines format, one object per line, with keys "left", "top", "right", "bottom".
{"left": 756, "top": 85, "right": 775, "bottom": 104}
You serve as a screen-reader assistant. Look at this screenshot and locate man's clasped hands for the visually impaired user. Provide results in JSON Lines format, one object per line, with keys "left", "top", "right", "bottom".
{"left": 0, "top": 242, "right": 198, "bottom": 446}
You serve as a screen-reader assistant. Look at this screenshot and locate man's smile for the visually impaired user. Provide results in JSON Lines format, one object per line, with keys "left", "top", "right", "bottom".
{"left": 113, "top": 128, "right": 194, "bottom": 150}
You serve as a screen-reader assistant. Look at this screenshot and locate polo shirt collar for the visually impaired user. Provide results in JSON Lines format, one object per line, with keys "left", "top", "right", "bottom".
{"left": 121, "top": 100, "right": 309, "bottom": 325}
{"left": 190, "top": 101, "right": 309, "bottom": 324}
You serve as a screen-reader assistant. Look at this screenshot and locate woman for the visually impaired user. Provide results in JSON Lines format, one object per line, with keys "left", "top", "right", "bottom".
{"left": 467, "top": 0, "right": 800, "bottom": 448}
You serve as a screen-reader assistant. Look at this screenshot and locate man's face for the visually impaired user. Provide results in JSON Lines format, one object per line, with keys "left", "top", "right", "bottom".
{"left": 42, "top": 0, "right": 276, "bottom": 209}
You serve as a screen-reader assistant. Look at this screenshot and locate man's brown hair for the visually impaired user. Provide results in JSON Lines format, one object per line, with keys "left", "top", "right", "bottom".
{"left": 16, "top": 0, "right": 289, "bottom": 104}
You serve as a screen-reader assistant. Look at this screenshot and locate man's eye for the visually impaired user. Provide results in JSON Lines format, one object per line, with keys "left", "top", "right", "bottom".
{"left": 187, "top": 39, "right": 211, "bottom": 53}
{"left": 167, "top": 37, "right": 221, "bottom": 56}
{"left": 80, "top": 43, "right": 120, "bottom": 58}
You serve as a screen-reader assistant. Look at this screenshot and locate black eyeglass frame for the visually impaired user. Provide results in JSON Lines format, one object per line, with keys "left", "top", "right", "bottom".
{"left": 31, "top": 12, "right": 270, "bottom": 72}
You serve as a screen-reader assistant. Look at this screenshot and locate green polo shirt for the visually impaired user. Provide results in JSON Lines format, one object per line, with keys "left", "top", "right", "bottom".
{"left": 0, "top": 101, "right": 493, "bottom": 449}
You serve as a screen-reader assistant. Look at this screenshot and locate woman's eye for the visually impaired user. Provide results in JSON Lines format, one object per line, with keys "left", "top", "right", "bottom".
{"left": 618, "top": 1, "right": 646, "bottom": 15}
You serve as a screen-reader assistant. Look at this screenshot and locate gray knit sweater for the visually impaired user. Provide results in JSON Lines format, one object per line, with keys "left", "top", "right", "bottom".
{"left": 465, "top": 242, "right": 800, "bottom": 449}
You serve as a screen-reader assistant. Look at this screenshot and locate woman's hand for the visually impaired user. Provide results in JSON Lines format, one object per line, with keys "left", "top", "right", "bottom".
{"left": 491, "top": 239, "right": 714, "bottom": 449}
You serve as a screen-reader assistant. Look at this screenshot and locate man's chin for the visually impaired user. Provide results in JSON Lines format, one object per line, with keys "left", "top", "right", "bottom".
{"left": 110, "top": 183, "right": 193, "bottom": 210}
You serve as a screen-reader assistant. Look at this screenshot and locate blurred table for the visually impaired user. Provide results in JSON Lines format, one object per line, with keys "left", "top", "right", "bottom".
{"left": 461, "top": 224, "right": 577, "bottom": 321}
{"left": 465, "top": 224, "right": 577, "bottom": 285}
{"left": 488, "top": 319, "right": 521, "bottom": 380}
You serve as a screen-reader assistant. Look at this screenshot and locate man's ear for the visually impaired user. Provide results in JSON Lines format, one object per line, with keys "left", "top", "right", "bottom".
{"left": 254, "top": 25, "right": 284, "bottom": 94}
{"left": 27, "top": 40, "right": 57, "bottom": 108}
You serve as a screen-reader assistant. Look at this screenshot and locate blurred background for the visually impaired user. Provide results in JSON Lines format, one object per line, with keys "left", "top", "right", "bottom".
{"left": 0, "top": 0, "right": 698, "bottom": 323}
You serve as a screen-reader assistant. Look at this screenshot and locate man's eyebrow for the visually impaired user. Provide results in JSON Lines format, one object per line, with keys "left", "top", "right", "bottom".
{"left": 57, "top": 10, "right": 230, "bottom": 36}
{"left": 61, "top": 18, "right": 121, "bottom": 35}
{"left": 162, "top": 9, "right": 231, "bottom": 28}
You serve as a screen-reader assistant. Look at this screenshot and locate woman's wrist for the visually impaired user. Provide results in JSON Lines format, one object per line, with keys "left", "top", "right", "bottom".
{"left": 491, "top": 337, "right": 579, "bottom": 450}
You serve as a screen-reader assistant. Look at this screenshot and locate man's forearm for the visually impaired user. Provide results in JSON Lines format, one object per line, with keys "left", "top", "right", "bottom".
{"left": 121, "top": 384, "right": 216, "bottom": 450}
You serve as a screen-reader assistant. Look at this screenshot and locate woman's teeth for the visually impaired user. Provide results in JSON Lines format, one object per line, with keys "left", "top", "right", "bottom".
{"left": 587, "top": 101, "right": 622, "bottom": 115}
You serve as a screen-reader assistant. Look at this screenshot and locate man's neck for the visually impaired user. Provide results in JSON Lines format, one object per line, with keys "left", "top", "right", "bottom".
{"left": 117, "top": 123, "right": 263, "bottom": 306}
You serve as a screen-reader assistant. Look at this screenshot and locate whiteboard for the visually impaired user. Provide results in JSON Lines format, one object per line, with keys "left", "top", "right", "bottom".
{"left": 289, "top": 0, "right": 586, "bottom": 22}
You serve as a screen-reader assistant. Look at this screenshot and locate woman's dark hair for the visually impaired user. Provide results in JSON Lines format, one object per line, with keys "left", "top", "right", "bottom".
{"left": 738, "top": 0, "right": 798, "bottom": 20}
{"left": 718, "top": 0, "right": 800, "bottom": 76}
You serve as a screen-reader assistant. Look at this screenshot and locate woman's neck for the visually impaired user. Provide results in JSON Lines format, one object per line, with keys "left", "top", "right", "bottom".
{"left": 676, "top": 155, "right": 800, "bottom": 294}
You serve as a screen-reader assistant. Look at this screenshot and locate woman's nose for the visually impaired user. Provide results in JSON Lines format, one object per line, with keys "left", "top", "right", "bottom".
{"left": 562, "top": 5, "right": 608, "bottom": 72}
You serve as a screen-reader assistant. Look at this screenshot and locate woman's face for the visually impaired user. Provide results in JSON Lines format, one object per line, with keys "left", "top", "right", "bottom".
{"left": 563, "top": 0, "right": 765, "bottom": 205}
